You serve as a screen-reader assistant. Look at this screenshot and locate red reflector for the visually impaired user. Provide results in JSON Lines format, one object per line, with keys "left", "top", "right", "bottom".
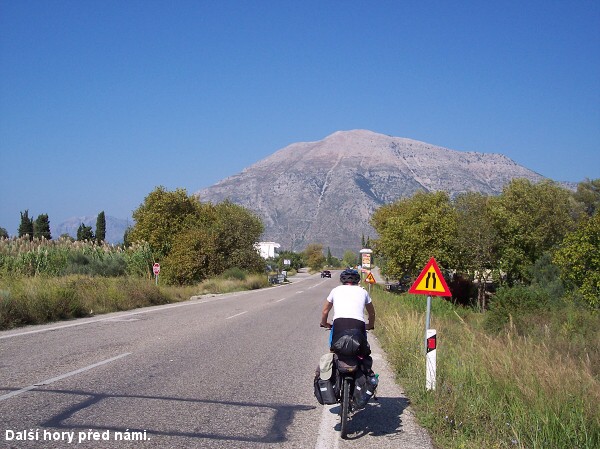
{"left": 427, "top": 336, "right": 436, "bottom": 350}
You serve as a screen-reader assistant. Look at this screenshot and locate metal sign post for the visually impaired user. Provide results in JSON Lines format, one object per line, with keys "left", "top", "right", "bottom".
{"left": 424, "top": 295, "right": 432, "bottom": 347}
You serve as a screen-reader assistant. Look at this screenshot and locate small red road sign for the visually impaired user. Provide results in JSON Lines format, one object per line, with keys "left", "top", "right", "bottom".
{"left": 153, "top": 263, "right": 160, "bottom": 275}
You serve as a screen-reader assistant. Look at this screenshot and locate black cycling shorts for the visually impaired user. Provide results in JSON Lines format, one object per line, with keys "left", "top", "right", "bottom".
{"left": 329, "top": 318, "right": 366, "bottom": 347}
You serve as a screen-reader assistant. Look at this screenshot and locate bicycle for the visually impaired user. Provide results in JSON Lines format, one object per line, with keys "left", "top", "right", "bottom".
{"left": 320, "top": 324, "right": 378, "bottom": 439}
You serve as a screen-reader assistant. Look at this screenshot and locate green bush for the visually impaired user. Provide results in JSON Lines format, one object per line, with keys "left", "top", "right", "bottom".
{"left": 484, "top": 285, "right": 551, "bottom": 333}
{"left": 222, "top": 267, "right": 247, "bottom": 281}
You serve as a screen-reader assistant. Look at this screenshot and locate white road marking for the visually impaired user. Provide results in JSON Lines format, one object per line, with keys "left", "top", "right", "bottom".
{"left": 225, "top": 311, "right": 248, "bottom": 320}
{"left": 314, "top": 404, "right": 340, "bottom": 449}
{"left": 0, "top": 352, "right": 131, "bottom": 401}
{"left": 275, "top": 297, "right": 288, "bottom": 303}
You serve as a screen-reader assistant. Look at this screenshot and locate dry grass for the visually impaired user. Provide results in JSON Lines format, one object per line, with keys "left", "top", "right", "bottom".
{"left": 372, "top": 288, "right": 599, "bottom": 449}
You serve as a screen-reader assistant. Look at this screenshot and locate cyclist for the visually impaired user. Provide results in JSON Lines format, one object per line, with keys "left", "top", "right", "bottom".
{"left": 320, "top": 269, "right": 376, "bottom": 354}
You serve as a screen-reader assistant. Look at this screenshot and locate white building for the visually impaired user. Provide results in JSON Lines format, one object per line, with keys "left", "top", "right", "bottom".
{"left": 255, "top": 242, "right": 281, "bottom": 259}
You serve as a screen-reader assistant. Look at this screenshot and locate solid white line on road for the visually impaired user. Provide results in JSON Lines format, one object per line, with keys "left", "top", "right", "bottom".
{"left": 314, "top": 404, "right": 340, "bottom": 449}
{"left": 0, "top": 352, "right": 131, "bottom": 401}
{"left": 225, "top": 311, "right": 248, "bottom": 320}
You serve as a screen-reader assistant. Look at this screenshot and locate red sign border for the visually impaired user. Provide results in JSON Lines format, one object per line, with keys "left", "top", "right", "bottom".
{"left": 408, "top": 257, "right": 451, "bottom": 297}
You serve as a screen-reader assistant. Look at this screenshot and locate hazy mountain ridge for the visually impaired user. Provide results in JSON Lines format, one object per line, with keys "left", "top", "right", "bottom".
{"left": 196, "top": 130, "right": 549, "bottom": 256}
{"left": 52, "top": 216, "right": 131, "bottom": 244}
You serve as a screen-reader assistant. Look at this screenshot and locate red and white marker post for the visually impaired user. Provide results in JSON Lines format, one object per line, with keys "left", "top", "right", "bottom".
{"left": 426, "top": 329, "right": 437, "bottom": 390}
{"left": 153, "top": 263, "right": 160, "bottom": 285}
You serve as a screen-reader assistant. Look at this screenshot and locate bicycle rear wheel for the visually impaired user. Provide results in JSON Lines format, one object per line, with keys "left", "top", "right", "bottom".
{"left": 340, "top": 377, "right": 350, "bottom": 439}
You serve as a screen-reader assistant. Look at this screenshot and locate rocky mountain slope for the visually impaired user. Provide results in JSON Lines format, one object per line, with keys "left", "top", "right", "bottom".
{"left": 196, "top": 130, "right": 546, "bottom": 256}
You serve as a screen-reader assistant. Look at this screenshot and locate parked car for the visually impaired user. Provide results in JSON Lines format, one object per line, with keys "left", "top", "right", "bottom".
{"left": 321, "top": 270, "right": 332, "bottom": 278}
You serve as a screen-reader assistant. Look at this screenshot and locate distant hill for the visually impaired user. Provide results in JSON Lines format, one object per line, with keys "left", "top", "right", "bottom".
{"left": 52, "top": 216, "right": 131, "bottom": 244}
{"left": 196, "top": 129, "right": 550, "bottom": 257}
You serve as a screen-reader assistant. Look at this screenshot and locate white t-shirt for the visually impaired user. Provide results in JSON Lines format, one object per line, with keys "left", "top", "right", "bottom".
{"left": 326, "top": 285, "right": 372, "bottom": 322}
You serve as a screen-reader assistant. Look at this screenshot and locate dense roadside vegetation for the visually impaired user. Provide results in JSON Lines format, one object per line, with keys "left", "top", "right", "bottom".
{"left": 0, "top": 187, "right": 273, "bottom": 330}
{"left": 372, "top": 286, "right": 599, "bottom": 449}
{"left": 372, "top": 178, "right": 599, "bottom": 309}
{"left": 369, "top": 178, "right": 599, "bottom": 448}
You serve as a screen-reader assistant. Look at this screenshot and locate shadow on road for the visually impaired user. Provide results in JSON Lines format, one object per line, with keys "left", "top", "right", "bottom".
{"left": 3, "top": 387, "right": 316, "bottom": 444}
{"left": 330, "top": 396, "right": 409, "bottom": 439}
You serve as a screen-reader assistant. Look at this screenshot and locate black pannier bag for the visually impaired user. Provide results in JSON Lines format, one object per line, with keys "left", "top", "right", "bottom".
{"left": 331, "top": 329, "right": 371, "bottom": 357}
{"left": 352, "top": 372, "right": 377, "bottom": 409}
{"left": 314, "top": 377, "right": 337, "bottom": 405}
{"left": 313, "top": 353, "right": 338, "bottom": 405}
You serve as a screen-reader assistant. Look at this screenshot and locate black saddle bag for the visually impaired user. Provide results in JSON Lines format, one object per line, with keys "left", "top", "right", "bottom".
{"left": 331, "top": 329, "right": 371, "bottom": 357}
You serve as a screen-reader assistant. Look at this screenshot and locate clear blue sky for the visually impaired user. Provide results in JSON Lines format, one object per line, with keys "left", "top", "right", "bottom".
{"left": 1, "top": 0, "right": 599, "bottom": 235}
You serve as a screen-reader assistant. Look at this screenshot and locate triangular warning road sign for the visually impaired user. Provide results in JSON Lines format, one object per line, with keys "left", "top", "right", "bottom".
{"left": 408, "top": 257, "right": 451, "bottom": 297}
{"left": 365, "top": 272, "right": 376, "bottom": 284}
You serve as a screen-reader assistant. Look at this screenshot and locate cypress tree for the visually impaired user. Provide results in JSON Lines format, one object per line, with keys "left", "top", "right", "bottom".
{"left": 77, "top": 223, "right": 94, "bottom": 241}
{"left": 326, "top": 247, "right": 333, "bottom": 266}
{"left": 18, "top": 210, "right": 34, "bottom": 240}
{"left": 33, "top": 214, "right": 52, "bottom": 240}
{"left": 96, "top": 211, "right": 106, "bottom": 243}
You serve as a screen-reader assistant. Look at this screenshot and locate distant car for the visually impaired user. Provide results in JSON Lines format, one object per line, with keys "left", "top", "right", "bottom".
{"left": 321, "top": 270, "right": 331, "bottom": 278}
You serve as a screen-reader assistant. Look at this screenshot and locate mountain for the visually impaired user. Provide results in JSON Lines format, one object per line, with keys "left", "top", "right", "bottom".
{"left": 52, "top": 216, "right": 131, "bottom": 244}
{"left": 195, "top": 129, "right": 547, "bottom": 257}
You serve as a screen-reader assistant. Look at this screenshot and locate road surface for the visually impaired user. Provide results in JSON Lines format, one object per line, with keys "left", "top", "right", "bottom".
{"left": 0, "top": 271, "right": 433, "bottom": 448}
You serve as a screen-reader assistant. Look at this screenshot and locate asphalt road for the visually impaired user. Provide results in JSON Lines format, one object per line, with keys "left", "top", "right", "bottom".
{"left": 0, "top": 272, "right": 433, "bottom": 449}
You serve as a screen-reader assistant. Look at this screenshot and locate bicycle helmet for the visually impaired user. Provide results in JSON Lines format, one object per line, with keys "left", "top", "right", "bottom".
{"left": 340, "top": 269, "right": 361, "bottom": 285}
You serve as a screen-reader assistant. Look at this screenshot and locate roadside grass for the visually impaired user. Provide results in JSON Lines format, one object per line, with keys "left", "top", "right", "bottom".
{"left": 0, "top": 273, "right": 272, "bottom": 330}
{"left": 372, "top": 287, "right": 599, "bottom": 449}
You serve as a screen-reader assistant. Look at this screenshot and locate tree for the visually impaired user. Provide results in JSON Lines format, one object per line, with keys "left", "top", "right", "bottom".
{"left": 33, "top": 213, "right": 51, "bottom": 240}
{"left": 371, "top": 191, "right": 457, "bottom": 281}
{"left": 131, "top": 187, "right": 265, "bottom": 284}
{"left": 573, "top": 178, "right": 600, "bottom": 217}
{"left": 326, "top": 247, "right": 334, "bottom": 266}
{"left": 0, "top": 227, "right": 8, "bottom": 239}
{"left": 77, "top": 223, "right": 94, "bottom": 241}
{"left": 553, "top": 213, "right": 600, "bottom": 308}
{"left": 490, "top": 179, "right": 577, "bottom": 284}
{"left": 453, "top": 192, "right": 499, "bottom": 310}
{"left": 96, "top": 211, "right": 106, "bottom": 243}
{"left": 128, "top": 186, "right": 203, "bottom": 258}
{"left": 209, "top": 200, "right": 265, "bottom": 275}
{"left": 274, "top": 250, "right": 304, "bottom": 271}
{"left": 123, "top": 226, "right": 133, "bottom": 247}
{"left": 342, "top": 250, "right": 358, "bottom": 267}
{"left": 304, "top": 243, "right": 326, "bottom": 271}
{"left": 18, "top": 210, "right": 34, "bottom": 240}
{"left": 162, "top": 227, "right": 217, "bottom": 284}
